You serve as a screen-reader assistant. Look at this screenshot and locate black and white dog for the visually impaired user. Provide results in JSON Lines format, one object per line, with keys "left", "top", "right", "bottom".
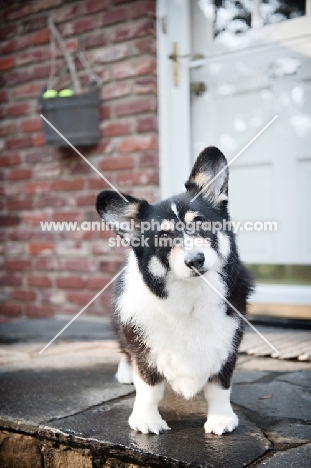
{"left": 96, "top": 147, "right": 253, "bottom": 435}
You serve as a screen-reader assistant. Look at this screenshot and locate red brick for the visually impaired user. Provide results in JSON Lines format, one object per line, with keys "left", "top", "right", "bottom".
{"left": 99, "top": 260, "right": 123, "bottom": 273}
{"left": 0, "top": 24, "right": 18, "bottom": 42}
{"left": 87, "top": 276, "right": 109, "bottom": 290}
{"left": 22, "top": 118, "right": 42, "bottom": 133}
{"left": 73, "top": 17, "right": 94, "bottom": 34}
{"left": 0, "top": 154, "right": 21, "bottom": 167}
{"left": 134, "top": 77, "right": 157, "bottom": 94}
{"left": 32, "top": 29, "right": 50, "bottom": 45}
{"left": 22, "top": 212, "right": 50, "bottom": 224}
{"left": 113, "top": 57, "right": 156, "bottom": 80}
{"left": 130, "top": 0, "right": 156, "bottom": 18}
{"left": 36, "top": 258, "right": 61, "bottom": 271}
{"left": 12, "top": 290, "right": 36, "bottom": 301}
{"left": 137, "top": 116, "right": 158, "bottom": 132}
{"left": 0, "top": 37, "right": 30, "bottom": 55}
{"left": 139, "top": 151, "right": 159, "bottom": 167}
{"left": 32, "top": 0, "right": 62, "bottom": 12}
{"left": 133, "top": 37, "right": 156, "bottom": 55}
{"left": 4, "top": 4, "right": 31, "bottom": 21}
{"left": 32, "top": 63, "right": 54, "bottom": 79}
{"left": 87, "top": 178, "right": 110, "bottom": 190}
{"left": 51, "top": 180, "right": 84, "bottom": 191}
{"left": 76, "top": 194, "right": 96, "bottom": 206}
{"left": 94, "top": 44, "right": 129, "bottom": 64}
{"left": 6, "top": 137, "right": 32, "bottom": 150}
{"left": 9, "top": 231, "right": 33, "bottom": 241}
{"left": 0, "top": 90, "right": 8, "bottom": 103}
{"left": 56, "top": 276, "right": 85, "bottom": 289}
{"left": 101, "top": 81, "right": 131, "bottom": 100}
{"left": 101, "top": 121, "right": 132, "bottom": 138}
{"left": 66, "top": 260, "right": 97, "bottom": 272}
{"left": 26, "top": 304, "right": 53, "bottom": 318}
{"left": 7, "top": 199, "right": 32, "bottom": 211}
{"left": 7, "top": 102, "right": 29, "bottom": 117}
{"left": 0, "top": 123, "right": 18, "bottom": 137}
{"left": 116, "top": 170, "right": 158, "bottom": 186}
{"left": 85, "top": 0, "right": 108, "bottom": 13}
{"left": 35, "top": 196, "right": 64, "bottom": 209}
{"left": 115, "top": 97, "right": 156, "bottom": 117}
{"left": 84, "top": 31, "right": 107, "bottom": 49}
{"left": 100, "top": 155, "right": 134, "bottom": 171}
{"left": 0, "top": 275, "right": 22, "bottom": 287}
{"left": 54, "top": 4, "right": 80, "bottom": 23}
{"left": 32, "top": 133, "right": 46, "bottom": 147}
{"left": 8, "top": 168, "right": 32, "bottom": 180}
{"left": 101, "top": 6, "right": 127, "bottom": 25}
{"left": 28, "top": 243, "right": 54, "bottom": 256}
{"left": 53, "top": 211, "right": 82, "bottom": 222}
{"left": 67, "top": 291, "right": 99, "bottom": 305}
{"left": 5, "top": 260, "right": 31, "bottom": 271}
{"left": 27, "top": 275, "right": 52, "bottom": 288}
{"left": 33, "top": 162, "right": 61, "bottom": 179}
{"left": 101, "top": 105, "right": 111, "bottom": 120}
{"left": 112, "top": 18, "right": 154, "bottom": 42}
{"left": 13, "top": 83, "right": 42, "bottom": 100}
{"left": 5, "top": 69, "right": 32, "bottom": 85}
{"left": 1, "top": 303, "right": 22, "bottom": 318}
{"left": 0, "top": 56, "right": 14, "bottom": 71}
{"left": 118, "top": 135, "right": 158, "bottom": 152}
{"left": 21, "top": 15, "right": 48, "bottom": 34}
{"left": 20, "top": 49, "right": 50, "bottom": 67}
{"left": 24, "top": 181, "right": 51, "bottom": 195}
{"left": 0, "top": 215, "right": 20, "bottom": 226}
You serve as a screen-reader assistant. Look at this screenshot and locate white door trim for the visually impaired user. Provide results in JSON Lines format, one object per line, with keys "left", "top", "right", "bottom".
{"left": 156, "top": 0, "right": 192, "bottom": 199}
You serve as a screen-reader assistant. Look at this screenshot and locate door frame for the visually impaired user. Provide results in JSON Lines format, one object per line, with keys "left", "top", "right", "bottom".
{"left": 156, "top": 0, "right": 311, "bottom": 312}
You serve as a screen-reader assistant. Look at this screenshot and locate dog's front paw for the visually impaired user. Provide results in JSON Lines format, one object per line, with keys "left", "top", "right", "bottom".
{"left": 204, "top": 412, "right": 238, "bottom": 435}
{"left": 129, "top": 410, "right": 171, "bottom": 435}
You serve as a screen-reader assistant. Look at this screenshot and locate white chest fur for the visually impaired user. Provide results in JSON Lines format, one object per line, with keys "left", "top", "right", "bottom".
{"left": 117, "top": 253, "right": 238, "bottom": 399}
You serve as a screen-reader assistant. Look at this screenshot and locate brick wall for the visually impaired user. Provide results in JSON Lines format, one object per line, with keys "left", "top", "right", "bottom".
{"left": 0, "top": 0, "right": 159, "bottom": 320}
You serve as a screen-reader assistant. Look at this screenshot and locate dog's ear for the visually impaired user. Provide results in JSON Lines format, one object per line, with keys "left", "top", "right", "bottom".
{"left": 96, "top": 190, "right": 148, "bottom": 238}
{"left": 185, "top": 146, "right": 228, "bottom": 205}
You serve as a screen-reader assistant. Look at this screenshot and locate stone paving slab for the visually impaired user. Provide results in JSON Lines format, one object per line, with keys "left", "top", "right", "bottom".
{"left": 44, "top": 392, "right": 271, "bottom": 468}
{"left": 265, "top": 421, "right": 311, "bottom": 444}
{"left": 256, "top": 443, "right": 311, "bottom": 467}
{"left": 231, "top": 380, "right": 311, "bottom": 420}
{"left": 0, "top": 365, "right": 134, "bottom": 426}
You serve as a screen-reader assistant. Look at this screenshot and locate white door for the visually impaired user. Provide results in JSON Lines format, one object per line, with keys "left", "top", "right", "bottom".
{"left": 158, "top": 0, "right": 311, "bottom": 265}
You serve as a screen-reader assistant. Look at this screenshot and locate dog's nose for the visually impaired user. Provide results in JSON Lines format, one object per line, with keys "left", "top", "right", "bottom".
{"left": 185, "top": 252, "right": 205, "bottom": 270}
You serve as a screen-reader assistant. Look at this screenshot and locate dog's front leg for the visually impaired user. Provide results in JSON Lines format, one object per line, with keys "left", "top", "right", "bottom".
{"left": 204, "top": 382, "right": 238, "bottom": 435}
{"left": 129, "top": 372, "right": 170, "bottom": 434}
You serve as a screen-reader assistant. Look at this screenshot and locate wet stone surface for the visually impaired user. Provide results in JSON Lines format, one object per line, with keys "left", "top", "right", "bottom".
{"left": 0, "top": 365, "right": 134, "bottom": 425}
{"left": 231, "top": 380, "right": 311, "bottom": 420}
{"left": 266, "top": 421, "right": 311, "bottom": 444}
{"left": 256, "top": 443, "right": 311, "bottom": 467}
{"left": 47, "top": 393, "right": 271, "bottom": 468}
{"left": 0, "top": 323, "right": 311, "bottom": 468}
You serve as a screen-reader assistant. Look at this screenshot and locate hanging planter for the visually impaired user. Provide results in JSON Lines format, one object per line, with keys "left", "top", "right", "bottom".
{"left": 40, "top": 90, "right": 100, "bottom": 147}
{"left": 39, "top": 18, "right": 100, "bottom": 147}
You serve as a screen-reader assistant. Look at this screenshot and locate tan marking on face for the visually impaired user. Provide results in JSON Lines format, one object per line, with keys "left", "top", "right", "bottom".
{"left": 184, "top": 211, "right": 199, "bottom": 224}
{"left": 125, "top": 203, "right": 139, "bottom": 217}
{"left": 160, "top": 219, "right": 174, "bottom": 231}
